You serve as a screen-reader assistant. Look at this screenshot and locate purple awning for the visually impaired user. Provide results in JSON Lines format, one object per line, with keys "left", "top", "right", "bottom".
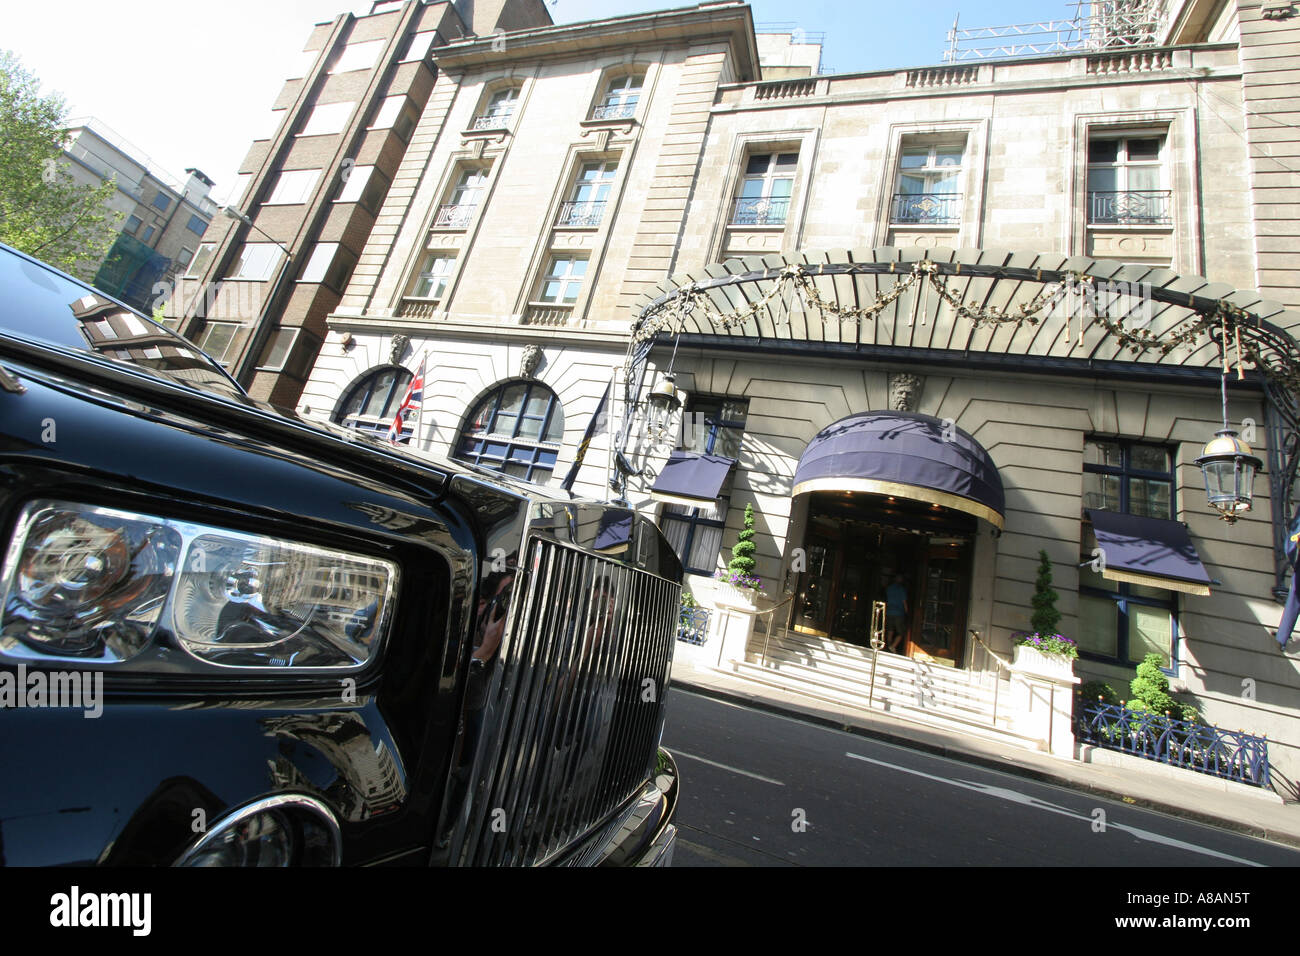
{"left": 594, "top": 508, "right": 633, "bottom": 554}
{"left": 650, "top": 452, "right": 736, "bottom": 507}
{"left": 792, "top": 411, "right": 1005, "bottom": 527}
{"left": 1087, "top": 509, "right": 1212, "bottom": 596}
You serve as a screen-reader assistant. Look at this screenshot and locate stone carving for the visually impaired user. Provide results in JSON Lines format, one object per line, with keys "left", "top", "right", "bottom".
{"left": 390, "top": 333, "right": 410, "bottom": 365}
{"left": 889, "top": 372, "right": 924, "bottom": 412}
{"left": 520, "top": 343, "right": 543, "bottom": 379}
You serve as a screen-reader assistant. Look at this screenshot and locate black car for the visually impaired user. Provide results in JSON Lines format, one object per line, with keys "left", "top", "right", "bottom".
{"left": 0, "top": 242, "right": 680, "bottom": 866}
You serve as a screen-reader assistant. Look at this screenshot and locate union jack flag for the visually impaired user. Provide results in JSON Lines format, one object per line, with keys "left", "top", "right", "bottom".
{"left": 387, "top": 357, "right": 425, "bottom": 444}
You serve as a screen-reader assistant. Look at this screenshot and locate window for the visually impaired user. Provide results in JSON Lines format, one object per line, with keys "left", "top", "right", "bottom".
{"left": 474, "top": 87, "right": 518, "bottom": 129}
{"left": 256, "top": 328, "right": 299, "bottom": 371}
{"left": 176, "top": 247, "right": 195, "bottom": 269}
{"left": 330, "top": 39, "right": 385, "bottom": 74}
{"left": 435, "top": 167, "right": 489, "bottom": 228}
{"left": 288, "top": 48, "right": 320, "bottom": 80}
{"left": 371, "top": 96, "right": 413, "bottom": 138}
{"left": 197, "top": 321, "right": 243, "bottom": 364}
{"left": 265, "top": 169, "right": 321, "bottom": 205}
{"left": 299, "top": 242, "right": 347, "bottom": 287}
{"left": 334, "top": 366, "right": 414, "bottom": 441}
{"left": 141, "top": 225, "right": 156, "bottom": 243}
{"left": 410, "top": 253, "right": 455, "bottom": 300}
{"left": 151, "top": 193, "right": 171, "bottom": 213}
{"left": 124, "top": 214, "right": 142, "bottom": 234}
{"left": 230, "top": 243, "right": 284, "bottom": 281}
{"left": 732, "top": 152, "right": 796, "bottom": 226}
{"left": 892, "top": 143, "right": 963, "bottom": 225}
{"left": 660, "top": 397, "right": 748, "bottom": 575}
{"left": 591, "top": 74, "right": 642, "bottom": 120}
{"left": 402, "top": 31, "right": 436, "bottom": 62}
{"left": 301, "top": 102, "right": 354, "bottom": 136}
{"left": 536, "top": 256, "right": 587, "bottom": 305}
{"left": 336, "top": 164, "right": 385, "bottom": 208}
{"left": 185, "top": 214, "right": 207, "bottom": 237}
{"left": 260, "top": 110, "right": 288, "bottom": 141}
{"left": 558, "top": 161, "right": 617, "bottom": 227}
{"left": 1078, "top": 438, "right": 1177, "bottom": 667}
{"left": 186, "top": 243, "right": 215, "bottom": 278}
{"left": 455, "top": 380, "right": 564, "bottom": 484}
{"left": 1087, "top": 134, "right": 1168, "bottom": 224}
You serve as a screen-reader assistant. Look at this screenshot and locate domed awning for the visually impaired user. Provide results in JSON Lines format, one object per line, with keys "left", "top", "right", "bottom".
{"left": 792, "top": 411, "right": 1005, "bottom": 529}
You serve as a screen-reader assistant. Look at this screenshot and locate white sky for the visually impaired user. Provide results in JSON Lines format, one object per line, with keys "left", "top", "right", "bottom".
{"left": 3, "top": 0, "right": 1060, "bottom": 205}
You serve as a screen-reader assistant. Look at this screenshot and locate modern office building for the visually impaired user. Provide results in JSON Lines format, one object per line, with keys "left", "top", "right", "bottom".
{"left": 60, "top": 118, "right": 217, "bottom": 310}
{"left": 191, "top": 0, "right": 1300, "bottom": 781}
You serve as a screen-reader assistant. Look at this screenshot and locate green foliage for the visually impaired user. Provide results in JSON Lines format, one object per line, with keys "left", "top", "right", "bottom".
{"left": 1029, "top": 549, "right": 1061, "bottom": 638}
{"left": 1077, "top": 680, "right": 1120, "bottom": 706}
{"left": 1128, "top": 652, "right": 1177, "bottom": 716}
{"left": 727, "top": 502, "right": 757, "bottom": 579}
{"left": 680, "top": 591, "right": 697, "bottom": 609}
{"left": 0, "top": 50, "right": 120, "bottom": 280}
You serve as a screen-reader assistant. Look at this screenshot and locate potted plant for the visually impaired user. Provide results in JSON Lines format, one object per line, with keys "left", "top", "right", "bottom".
{"left": 714, "top": 503, "right": 764, "bottom": 606}
{"left": 1012, "top": 550, "right": 1078, "bottom": 677}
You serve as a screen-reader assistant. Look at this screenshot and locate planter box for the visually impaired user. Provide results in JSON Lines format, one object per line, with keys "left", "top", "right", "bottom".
{"left": 1012, "top": 642, "right": 1076, "bottom": 680}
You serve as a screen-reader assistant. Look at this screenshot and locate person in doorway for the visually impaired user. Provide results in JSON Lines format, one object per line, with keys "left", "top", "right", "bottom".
{"left": 885, "top": 573, "right": 909, "bottom": 653}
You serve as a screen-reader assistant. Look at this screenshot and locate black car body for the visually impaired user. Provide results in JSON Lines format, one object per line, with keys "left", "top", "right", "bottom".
{"left": 0, "top": 243, "right": 680, "bottom": 866}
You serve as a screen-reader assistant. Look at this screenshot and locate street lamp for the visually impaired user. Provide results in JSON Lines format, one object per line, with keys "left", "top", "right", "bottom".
{"left": 222, "top": 205, "right": 291, "bottom": 257}
{"left": 1196, "top": 372, "right": 1262, "bottom": 523}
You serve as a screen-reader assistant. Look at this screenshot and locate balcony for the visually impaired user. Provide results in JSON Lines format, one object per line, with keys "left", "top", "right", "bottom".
{"left": 1088, "top": 190, "right": 1172, "bottom": 225}
{"left": 471, "top": 111, "right": 512, "bottom": 130}
{"left": 522, "top": 303, "right": 575, "bottom": 326}
{"left": 433, "top": 203, "right": 476, "bottom": 229}
{"left": 396, "top": 298, "right": 441, "bottom": 319}
{"left": 589, "top": 103, "right": 636, "bottom": 121}
{"left": 891, "top": 192, "right": 962, "bottom": 225}
{"left": 730, "top": 197, "right": 789, "bottom": 227}
{"left": 556, "top": 200, "right": 606, "bottom": 228}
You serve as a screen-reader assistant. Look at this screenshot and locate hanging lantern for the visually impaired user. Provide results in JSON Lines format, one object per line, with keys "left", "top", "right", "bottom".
{"left": 1195, "top": 429, "right": 1262, "bottom": 523}
{"left": 647, "top": 374, "right": 682, "bottom": 415}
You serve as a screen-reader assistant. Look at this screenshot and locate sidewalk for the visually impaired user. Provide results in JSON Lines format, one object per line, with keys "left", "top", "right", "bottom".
{"left": 669, "top": 643, "right": 1300, "bottom": 850}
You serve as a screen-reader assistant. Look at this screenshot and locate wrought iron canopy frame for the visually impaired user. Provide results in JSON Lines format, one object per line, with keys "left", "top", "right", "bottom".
{"left": 626, "top": 254, "right": 1300, "bottom": 600}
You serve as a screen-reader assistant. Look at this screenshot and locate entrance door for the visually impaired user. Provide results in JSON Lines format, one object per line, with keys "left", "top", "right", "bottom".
{"left": 909, "top": 545, "right": 970, "bottom": 666}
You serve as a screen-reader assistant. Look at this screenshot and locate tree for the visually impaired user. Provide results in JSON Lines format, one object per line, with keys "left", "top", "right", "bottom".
{"left": 727, "top": 502, "right": 757, "bottom": 581}
{"left": 0, "top": 50, "right": 120, "bottom": 280}
{"left": 1030, "top": 549, "right": 1061, "bottom": 637}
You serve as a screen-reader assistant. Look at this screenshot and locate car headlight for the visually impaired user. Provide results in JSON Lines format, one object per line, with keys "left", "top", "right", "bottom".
{"left": 1, "top": 501, "right": 398, "bottom": 671}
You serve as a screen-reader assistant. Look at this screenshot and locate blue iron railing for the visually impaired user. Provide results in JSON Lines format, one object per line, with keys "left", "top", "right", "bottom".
{"left": 677, "top": 605, "right": 710, "bottom": 645}
{"left": 1077, "top": 700, "right": 1270, "bottom": 788}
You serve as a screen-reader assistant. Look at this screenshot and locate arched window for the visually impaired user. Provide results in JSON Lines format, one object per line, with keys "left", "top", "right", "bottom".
{"left": 334, "top": 365, "right": 414, "bottom": 441}
{"left": 456, "top": 380, "right": 564, "bottom": 483}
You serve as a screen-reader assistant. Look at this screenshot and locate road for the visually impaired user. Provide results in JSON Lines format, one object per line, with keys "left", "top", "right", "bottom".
{"left": 660, "top": 687, "right": 1300, "bottom": 867}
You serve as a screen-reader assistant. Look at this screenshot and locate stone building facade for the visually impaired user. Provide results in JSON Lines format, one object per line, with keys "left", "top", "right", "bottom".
{"left": 234, "top": 0, "right": 1300, "bottom": 781}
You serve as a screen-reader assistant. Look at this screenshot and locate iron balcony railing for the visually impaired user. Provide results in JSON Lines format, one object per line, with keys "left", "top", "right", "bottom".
{"left": 1077, "top": 700, "right": 1270, "bottom": 788}
{"left": 891, "top": 192, "right": 962, "bottom": 225}
{"left": 730, "top": 196, "right": 789, "bottom": 227}
{"left": 1088, "top": 189, "right": 1172, "bottom": 224}
{"left": 589, "top": 103, "right": 636, "bottom": 121}
{"left": 556, "top": 200, "right": 606, "bottom": 228}
{"left": 434, "top": 203, "right": 476, "bottom": 229}
{"left": 472, "top": 111, "right": 513, "bottom": 130}
{"left": 466, "top": 536, "right": 679, "bottom": 865}
{"left": 677, "top": 605, "right": 710, "bottom": 645}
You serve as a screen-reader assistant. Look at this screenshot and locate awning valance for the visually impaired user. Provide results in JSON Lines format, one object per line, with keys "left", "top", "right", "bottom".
{"left": 1087, "top": 509, "right": 1212, "bottom": 596}
{"left": 650, "top": 452, "right": 736, "bottom": 508}
{"left": 594, "top": 508, "right": 633, "bottom": 555}
{"left": 792, "top": 411, "right": 1005, "bottom": 528}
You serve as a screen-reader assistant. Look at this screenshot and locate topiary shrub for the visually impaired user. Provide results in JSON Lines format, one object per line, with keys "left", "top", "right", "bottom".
{"left": 727, "top": 502, "right": 757, "bottom": 580}
{"left": 1128, "top": 652, "right": 1178, "bottom": 716}
{"left": 1077, "top": 681, "right": 1120, "bottom": 706}
{"left": 1030, "top": 549, "right": 1061, "bottom": 638}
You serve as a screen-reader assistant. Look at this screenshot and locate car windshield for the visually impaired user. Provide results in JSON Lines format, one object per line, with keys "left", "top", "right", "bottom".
{"left": 0, "top": 245, "right": 244, "bottom": 400}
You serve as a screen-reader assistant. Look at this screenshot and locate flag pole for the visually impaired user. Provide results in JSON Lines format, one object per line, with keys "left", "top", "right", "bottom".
{"left": 414, "top": 351, "right": 427, "bottom": 450}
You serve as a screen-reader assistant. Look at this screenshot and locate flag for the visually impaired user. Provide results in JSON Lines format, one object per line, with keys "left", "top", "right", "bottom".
{"left": 387, "top": 357, "right": 425, "bottom": 444}
{"left": 560, "top": 379, "right": 611, "bottom": 491}
{"left": 1277, "top": 508, "right": 1300, "bottom": 649}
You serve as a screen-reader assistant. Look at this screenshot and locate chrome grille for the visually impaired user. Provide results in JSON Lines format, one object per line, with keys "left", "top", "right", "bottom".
{"left": 469, "top": 535, "right": 678, "bottom": 866}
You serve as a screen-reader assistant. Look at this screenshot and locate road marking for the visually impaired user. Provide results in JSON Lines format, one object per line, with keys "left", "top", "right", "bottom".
{"left": 673, "top": 750, "right": 786, "bottom": 786}
{"left": 845, "top": 751, "right": 1265, "bottom": 867}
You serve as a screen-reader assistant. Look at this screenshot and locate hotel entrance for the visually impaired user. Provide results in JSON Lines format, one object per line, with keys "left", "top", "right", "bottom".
{"left": 793, "top": 491, "right": 974, "bottom": 665}
{"left": 788, "top": 410, "right": 1007, "bottom": 669}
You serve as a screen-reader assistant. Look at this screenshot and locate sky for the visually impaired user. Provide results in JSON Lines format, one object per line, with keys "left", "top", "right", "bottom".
{"left": 3, "top": 0, "right": 1072, "bottom": 206}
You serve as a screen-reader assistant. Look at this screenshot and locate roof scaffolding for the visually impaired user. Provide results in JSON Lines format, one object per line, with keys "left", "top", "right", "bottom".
{"left": 942, "top": 1, "right": 1171, "bottom": 62}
